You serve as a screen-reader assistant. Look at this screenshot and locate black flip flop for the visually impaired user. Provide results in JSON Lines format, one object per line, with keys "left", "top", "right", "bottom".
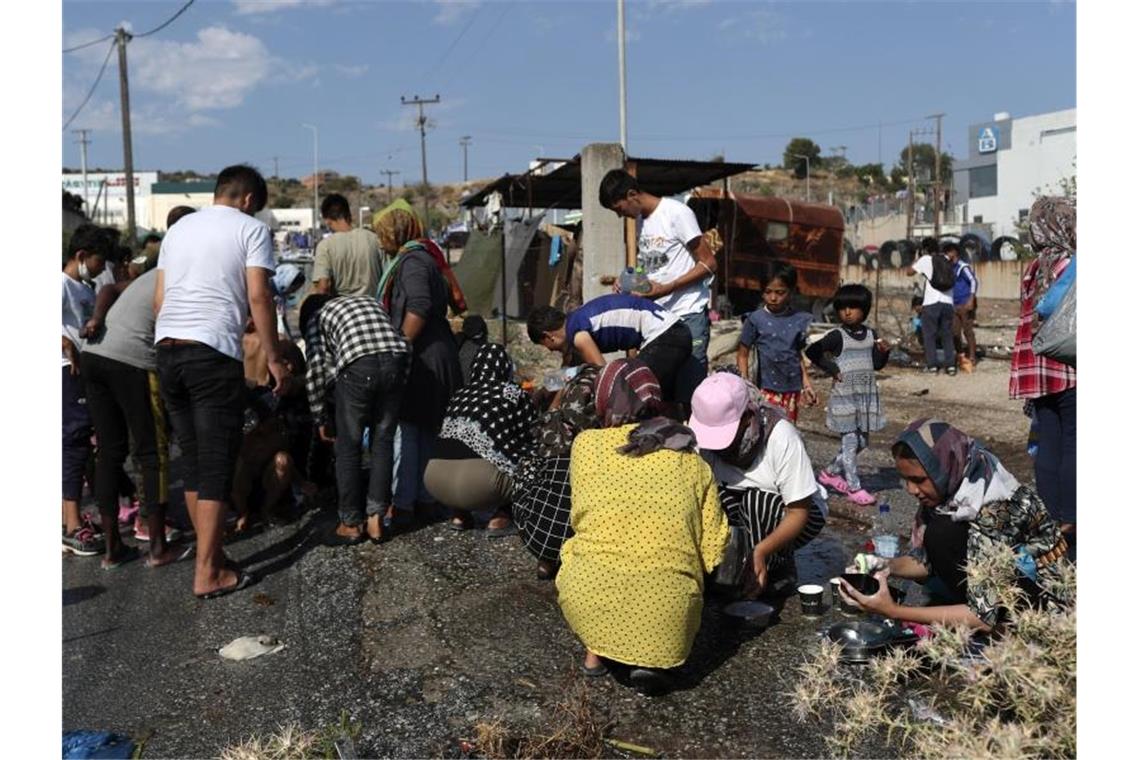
{"left": 447, "top": 515, "right": 474, "bottom": 532}
{"left": 324, "top": 529, "right": 366, "bottom": 547}
{"left": 580, "top": 662, "right": 609, "bottom": 678}
{"left": 195, "top": 570, "right": 254, "bottom": 600}
{"left": 629, "top": 667, "right": 672, "bottom": 696}
{"left": 485, "top": 522, "right": 518, "bottom": 538}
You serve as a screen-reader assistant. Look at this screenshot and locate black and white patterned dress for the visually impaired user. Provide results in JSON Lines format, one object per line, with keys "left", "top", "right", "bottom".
{"left": 825, "top": 328, "right": 886, "bottom": 434}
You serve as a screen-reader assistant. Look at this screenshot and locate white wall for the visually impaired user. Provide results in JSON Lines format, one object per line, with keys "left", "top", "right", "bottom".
{"left": 62, "top": 171, "right": 159, "bottom": 230}
{"left": 965, "top": 109, "right": 1076, "bottom": 238}
{"left": 149, "top": 193, "right": 214, "bottom": 231}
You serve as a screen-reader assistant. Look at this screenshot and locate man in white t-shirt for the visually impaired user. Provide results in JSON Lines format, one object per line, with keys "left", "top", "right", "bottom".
{"left": 599, "top": 170, "right": 718, "bottom": 378}
{"left": 906, "top": 239, "right": 956, "bottom": 375}
{"left": 154, "top": 164, "right": 290, "bottom": 600}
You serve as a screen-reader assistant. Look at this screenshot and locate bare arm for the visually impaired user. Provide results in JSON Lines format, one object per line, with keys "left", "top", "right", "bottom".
{"left": 885, "top": 554, "right": 931, "bottom": 581}
{"left": 840, "top": 569, "right": 991, "bottom": 632}
{"left": 153, "top": 269, "right": 165, "bottom": 318}
{"left": 800, "top": 355, "right": 818, "bottom": 405}
{"left": 82, "top": 279, "right": 131, "bottom": 338}
{"left": 572, "top": 332, "right": 606, "bottom": 367}
{"left": 247, "top": 267, "right": 288, "bottom": 393}
{"left": 401, "top": 311, "right": 427, "bottom": 343}
{"left": 640, "top": 235, "right": 717, "bottom": 299}
{"left": 746, "top": 499, "right": 809, "bottom": 595}
{"left": 311, "top": 277, "right": 333, "bottom": 295}
{"left": 735, "top": 343, "right": 751, "bottom": 378}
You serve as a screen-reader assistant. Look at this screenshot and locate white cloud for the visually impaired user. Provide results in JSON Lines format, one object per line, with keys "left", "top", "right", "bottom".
{"left": 232, "top": 0, "right": 336, "bottom": 15}
{"left": 720, "top": 9, "right": 786, "bottom": 44}
{"left": 333, "top": 63, "right": 369, "bottom": 78}
{"left": 646, "top": 0, "right": 712, "bottom": 13}
{"left": 434, "top": 0, "right": 480, "bottom": 26}
{"left": 604, "top": 26, "right": 641, "bottom": 44}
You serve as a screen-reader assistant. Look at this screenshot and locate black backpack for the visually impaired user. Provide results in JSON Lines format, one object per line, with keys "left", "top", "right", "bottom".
{"left": 929, "top": 253, "right": 956, "bottom": 291}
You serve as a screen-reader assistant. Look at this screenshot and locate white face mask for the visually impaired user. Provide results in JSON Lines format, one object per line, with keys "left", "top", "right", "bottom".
{"left": 78, "top": 261, "right": 93, "bottom": 282}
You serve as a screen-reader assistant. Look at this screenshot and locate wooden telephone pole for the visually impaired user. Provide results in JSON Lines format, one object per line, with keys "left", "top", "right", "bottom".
{"left": 380, "top": 169, "right": 401, "bottom": 204}
{"left": 929, "top": 112, "right": 945, "bottom": 237}
{"left": 401, "top": 94, "right": 440, "bottom": 229}
{"left": 116, "top": 26, "right": 137, "bottom": 247}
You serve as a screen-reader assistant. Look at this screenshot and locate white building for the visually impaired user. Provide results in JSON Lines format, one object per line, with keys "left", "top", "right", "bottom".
{"left": 952, "top": 108, "right": 1076, "bottom": 240}
{"left": 62, "top": 171, "right": 159, "bottom": 230}
{"left": 148, "top": 180, "right": 215, "bottom": 231}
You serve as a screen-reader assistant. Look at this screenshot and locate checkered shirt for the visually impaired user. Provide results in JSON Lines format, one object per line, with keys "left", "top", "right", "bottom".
{"left": 305, "top": 296, "right": 408, "bottom": 424}
{"left": 1009, "top": 258, "right": 1076, "bottom": 400}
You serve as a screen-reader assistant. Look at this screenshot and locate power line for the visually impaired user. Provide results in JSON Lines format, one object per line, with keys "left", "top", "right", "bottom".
{"left": 63, "top": 33, "right": 114, "bottom": 54}
{"left": 134, "top": 0, "right": 196, "bottom": 39}
{"left": 422, "top": 3, "right": 483, "bottom": 87}
{"left": 62, "top": 39, "right": 116, "bottom": 131}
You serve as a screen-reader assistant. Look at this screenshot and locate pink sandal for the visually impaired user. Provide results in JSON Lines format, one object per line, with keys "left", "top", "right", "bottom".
{"left": 847, "top": 489, "right": 876, "bottom": 506}
{"left": 817, "top": 471, "right": 849, "bottom": 494}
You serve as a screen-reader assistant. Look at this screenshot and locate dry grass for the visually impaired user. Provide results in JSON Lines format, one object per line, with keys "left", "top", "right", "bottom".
{"left": 219, "top": 712, "right": 360, "bottom": 760}
{"left": 469, "top": 679, "right": 612, "bottom": 759}
{"left": 790, "top": 541, "right": 1076, "bottom": 758}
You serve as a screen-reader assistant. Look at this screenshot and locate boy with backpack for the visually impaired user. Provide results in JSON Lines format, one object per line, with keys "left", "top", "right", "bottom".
{"left": 906, "top": 238, "right": 957, "bottom": 375}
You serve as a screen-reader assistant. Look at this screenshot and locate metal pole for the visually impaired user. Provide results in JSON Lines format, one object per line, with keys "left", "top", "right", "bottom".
{"left": 402, "top": 95, "right": 440, "bottom": 231}
{"left": 929, "top": 112, "right": 945, "bottom": 237}
{"left": 617, "top": 0, "right": 628, "bottom": 150}
{"left": 460, "top": 136, "right": 471, "bottom": 183}
{"left": 500, "top": 222, "right": 508, "bottom": 344}
{"left": 72, "top": 129, "right": 91, "bottom": 217}
{"left": 906, "top": 132, "right": 915, "bottom": 240}
{"left": 115, "top": 27, "right": 137, "bottom": 245}
{"left": 302, "top": 124, "right": 319, "bottom": 237}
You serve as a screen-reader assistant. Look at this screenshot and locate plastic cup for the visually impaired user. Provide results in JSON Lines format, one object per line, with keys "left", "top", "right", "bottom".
{"left": 873, "top": 535, "right": 900, "bottom": 558}
{"left": 830, "top": 577, "right": 842, "bottom": 605}
{"left": 798, "top": 584, "right": 825, "bottom": 616}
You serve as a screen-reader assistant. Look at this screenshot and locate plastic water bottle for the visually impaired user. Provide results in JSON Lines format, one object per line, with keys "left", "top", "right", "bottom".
{"left": 872, "top": 502, "right": 899, "bottom": 558}
{"left": 618, "top": 266, "right": 651, "bottom": 295}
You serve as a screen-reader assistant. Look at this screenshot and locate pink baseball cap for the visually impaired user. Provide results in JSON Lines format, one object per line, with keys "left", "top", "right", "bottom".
{"left": 689, "top": 373, "right": 749, "bottom": 451}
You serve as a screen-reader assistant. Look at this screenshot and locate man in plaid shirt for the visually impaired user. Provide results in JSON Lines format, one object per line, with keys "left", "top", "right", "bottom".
{"left": 300, "top": 295, "right": 409, "bottom": 544}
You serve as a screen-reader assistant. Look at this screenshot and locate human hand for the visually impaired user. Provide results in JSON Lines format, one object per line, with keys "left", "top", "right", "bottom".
{"left": 640, "top": 280, "right": 670, "bottom": 299}
{"left": 802, "top": 386, "right": 819, "bottom": 406}
{"left": 267, "top": 357, "right": 292, "bottom": 396}
{"left": 318, "top": 424, "right": 336, "bottom": 443}
{"left": 742, "top": 546, "right": 768, "bottom": 598}
{"left": 62, "top": 337, "right": 80, "bottom": 375}
{"left": 80, "top": 316, "right": 104, "bottom": 340}
{"left": 875, "top": 338, "right": 892, "bottom": 353}
{"left": 839, "top": 569, "right": 893, "bottom": 615}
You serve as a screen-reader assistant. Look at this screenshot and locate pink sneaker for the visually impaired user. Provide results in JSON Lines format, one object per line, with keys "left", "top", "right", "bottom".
{"left": 817, "top": 471, "right": 850, "bottom": 494}
{"left": 118, "top": 498, "right": 140, "bottom": 526}
{"left": 847, "top": 489, "right": 876, "bottom": 506}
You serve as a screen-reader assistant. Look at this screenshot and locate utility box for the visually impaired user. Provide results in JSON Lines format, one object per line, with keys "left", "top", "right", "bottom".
{"left": 688, "top": 189, "right": 845, "bottom": 320}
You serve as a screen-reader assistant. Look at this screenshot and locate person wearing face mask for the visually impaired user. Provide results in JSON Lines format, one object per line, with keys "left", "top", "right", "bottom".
{"left": 62, "top": 224, "right": 110, "bottom": 557}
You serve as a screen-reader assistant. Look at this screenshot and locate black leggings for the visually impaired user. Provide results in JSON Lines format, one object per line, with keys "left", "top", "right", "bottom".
{"left": 1033, "top": 388, "right": 1076, "bottom": 527}
{"left": 638, "top": 321, "right": 694, "bottom": 402}
{"left": 81, "top": 352, "right": 169, "bottom": 518}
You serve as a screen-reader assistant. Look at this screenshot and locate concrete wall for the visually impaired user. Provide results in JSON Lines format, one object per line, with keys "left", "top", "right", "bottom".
{"left": 848, "top": 212, "right": 908, "bottom": 249}
{"left": 579, "top": 143, "right": 627, "bottom": 302}
{"left": 148, "top": 193, "right": 214, "bottom": 231}
{"left": 839, "top": 260, "right": 1026, "bottom": 300}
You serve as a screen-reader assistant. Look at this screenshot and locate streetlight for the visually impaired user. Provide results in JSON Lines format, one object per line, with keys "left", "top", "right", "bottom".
{"left": 359, "top": 206, "right": 371, "bottom": 229}
{"left": 793, "top": 153, "right": 811, "bottom": 202}
{"left": 301, "top": 123, "right": 319, "bottom": 238}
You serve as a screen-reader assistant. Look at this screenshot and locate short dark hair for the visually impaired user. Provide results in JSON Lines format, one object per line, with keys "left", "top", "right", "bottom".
{"left": 940, "top": 239, "right": 960, "bottom": 254}
{"left": 526, "top": 306, "right": 566, "bottom": 343}
{"left": 320, "top": 193, "right": 351, "bottom": 223}
{"left": 167, "top": 205, "right": 196, "bottom": 228}
{"left": 67, "top": 223, "right": 112, "bottom": 262}
{"left": 214, "top": 164, "right": 268, "bottom": 212}
{"left": 764, "top": 262, "right": 798, "bottom": 291}
{"left": 920, "top": 236, "right": 939, "bottom": 255}
{"left": 832, "top": 283, "right": 872, "bottom": 319}
{"left": 462, "top": 315, "right": 489, "bottom": 341}
{"left": 280, "top": 339, "right": 307, "bottom": 378}
{"left": 144, "top": 233, "right": 162, "bottom": 245}
{"left": 598, "top": 169, "right": 639, "bottom": 209}
{"left": 299, "top": 294, "right": 335, "bottom": 337}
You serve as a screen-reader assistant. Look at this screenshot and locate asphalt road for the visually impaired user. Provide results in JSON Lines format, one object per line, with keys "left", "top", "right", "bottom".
{"left": 63, "top": 427, "right": 913, "bottom": 758}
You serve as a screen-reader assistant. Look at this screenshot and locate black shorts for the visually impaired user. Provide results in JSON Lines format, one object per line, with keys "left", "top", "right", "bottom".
{"left": 637, "top": 321, "right": 693, "bottom": 401}
{"left": 156, "top": 342, "right": 245, "bottom": 501}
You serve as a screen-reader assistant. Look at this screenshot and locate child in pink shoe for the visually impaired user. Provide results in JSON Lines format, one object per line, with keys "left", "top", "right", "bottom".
{"left": 806, "top": 284, "right": 891, "bottom": 506}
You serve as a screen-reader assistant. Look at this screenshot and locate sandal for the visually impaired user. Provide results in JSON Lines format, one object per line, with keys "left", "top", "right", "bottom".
{"left": 325, "top": 524, "right": 366, "bottom": 546}
{"left": 101, "top": 544, "right": 141, "bottom": 570}
{"left": 195, "top": 569, "right": 255, "bottom": 600}
{"left": 448, "top": 513, "right": 474, "bottom": 532}
{"left": 536, "top": 560, "right": 558, "bottom": 581}
{"left": 365, "top": 515, "right": 384, "bottom": 544}
{"left": 580, "top": 661, "right": 609, "bottom": 678}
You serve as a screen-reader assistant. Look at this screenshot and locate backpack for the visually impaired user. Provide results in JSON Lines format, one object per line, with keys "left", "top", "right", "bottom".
{"left": 929, "top": 253, "right": 955, "bottom": 291}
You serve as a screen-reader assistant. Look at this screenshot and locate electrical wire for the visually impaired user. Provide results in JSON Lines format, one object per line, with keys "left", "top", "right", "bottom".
{"left": 62, "top": 39, "right": 116, "bottom": 131}
{"left": 134, "top": 0, "right": 196, "bottom": 39}
{"left": 63, "top": 33, "right": 114, "bottom": 54}
{"left": 422, "top": 2, "right": 484, "bottom": 88}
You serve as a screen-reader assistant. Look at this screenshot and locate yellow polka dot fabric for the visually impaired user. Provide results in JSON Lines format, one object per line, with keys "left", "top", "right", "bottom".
{"left": 556, "top": 424, "right": 729, "bottom": 669}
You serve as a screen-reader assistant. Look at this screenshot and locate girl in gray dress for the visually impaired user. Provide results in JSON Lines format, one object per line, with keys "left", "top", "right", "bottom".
{"left": 805, "top": 285, "right": 891, "bottom": 506}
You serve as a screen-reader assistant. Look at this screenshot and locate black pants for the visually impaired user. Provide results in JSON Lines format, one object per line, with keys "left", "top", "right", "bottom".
{"left": 921, "top": 302, "right": 955, "bottom": 369}
{"left": 1034, "top": 388, "right": 1077, "bottom": 528}
{"left": 333, "top": 353, "right": 407, "bottom": 526}
{"left": 638, "top": 321, "right": 694, "bottom": 402}
{"left": 81, "top": 352, "right": 168, "bottom": 518}
{"left": 62, "top": 366, "right": 92, "bottom": 501}
{"left": 156, "top": 343, "right": 245, "bottom": 501}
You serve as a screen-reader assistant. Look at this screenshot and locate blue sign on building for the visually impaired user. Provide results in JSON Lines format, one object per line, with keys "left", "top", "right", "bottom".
{"left": 978, "top": 126, "right": 999, "bottom": 154}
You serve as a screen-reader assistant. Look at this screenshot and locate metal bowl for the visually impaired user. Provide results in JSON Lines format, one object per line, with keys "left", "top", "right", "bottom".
{"left": 722, "top": 600, "right": 775, "bottom": 629}
{"left": 826, "top": 620, "right": 896, "bottom": 663}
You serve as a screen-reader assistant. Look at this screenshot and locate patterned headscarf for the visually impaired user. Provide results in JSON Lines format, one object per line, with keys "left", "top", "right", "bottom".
{"left": 438, "top": 344, "right": 537, "bottom": 475}
{"left": 595, "top": 359, "right": 662, "bottom": 428}
{"left": 372, "top": 198, "right": 423, "bottom": 254}
{"left": 534, "top": 364, "right": 601, "bottom": 458}
{"left": 894, "top": 418, "right": 1020, "bottom": 522}
{"left": 1028, "top": 196, "right": 1076, "bottom": 306}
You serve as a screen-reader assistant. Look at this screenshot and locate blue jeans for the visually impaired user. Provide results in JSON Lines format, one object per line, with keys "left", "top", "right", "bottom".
{"left": 393, "top": 422, "right": 438, "bottom": 511}
{"left": 333, "top": 353, "right": 406, "bottom": 526}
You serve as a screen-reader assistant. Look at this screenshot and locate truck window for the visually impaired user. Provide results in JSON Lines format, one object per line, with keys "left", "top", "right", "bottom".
{"left": 766, "top": 222, "right": 789, "bottom": 242}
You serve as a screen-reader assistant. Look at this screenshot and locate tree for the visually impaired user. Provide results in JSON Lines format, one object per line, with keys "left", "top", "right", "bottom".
{"left": 783, "top": 138, "right": 821, "bottom": 178}
{"left": 895, "top": 143, "right": 954, "bottom": 185}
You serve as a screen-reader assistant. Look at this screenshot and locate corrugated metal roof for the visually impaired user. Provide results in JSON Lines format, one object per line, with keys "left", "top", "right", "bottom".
{"left": 461, "top": 156, "right": 756, "bottom": 210}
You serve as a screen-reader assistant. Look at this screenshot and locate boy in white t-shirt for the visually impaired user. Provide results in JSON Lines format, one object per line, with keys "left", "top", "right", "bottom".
{"left": 906, "top": 238, "right": 956, "bottom": 375}
{"left": 599, "top": 170, "right": 718, "bottom": 378}
{"left": 61, "top": 224, "right": 110, "bottom": 557}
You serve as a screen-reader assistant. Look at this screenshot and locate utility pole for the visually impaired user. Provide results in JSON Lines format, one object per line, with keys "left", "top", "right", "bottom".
{"left": 401, "top": 94, "right": 440, "bottom": 230}
{"left": 115, "top": 26, "right": 137, "bottom": 246}
{"left": 273, "top": 156, "right": 279, "bottom": 180}
{"left": 459, "top": 136, "right": 472, "bottom": 183}
{"left": 906, "top": 131, "right": 915, "bottom": 241}
{"left": 928, "top": 112, "right": 945, "bottom": 237}
{"left": 794, "top": 153, "right": 811, "bottom": 202}
{"left": 301, "top": 124, "right": 319, "bottom": 237}
{"left": 72, "top": 129, "right": 91, "bottom": 217}
{"left": 381, "top": 169, "right": 401, "bottom": 204}
{"left": 617, "top": 0, "right": 628, "bottom": 151}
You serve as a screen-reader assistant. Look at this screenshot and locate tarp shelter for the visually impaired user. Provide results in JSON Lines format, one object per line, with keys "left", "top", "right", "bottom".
{"left": 461, "top": 156, "right": 757, "bottom": 211}
{"left": 452, "top": 216, "right": 547, "bottom": 318}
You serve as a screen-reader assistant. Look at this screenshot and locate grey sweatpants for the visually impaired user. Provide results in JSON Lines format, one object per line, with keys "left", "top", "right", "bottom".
{"left": 825, "top": 431, "right": 868, "bottom": 491}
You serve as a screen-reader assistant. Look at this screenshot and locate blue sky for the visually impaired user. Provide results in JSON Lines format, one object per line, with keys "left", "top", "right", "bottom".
{"left": 61, "top": 0, "right": 1075, "bottom": 186}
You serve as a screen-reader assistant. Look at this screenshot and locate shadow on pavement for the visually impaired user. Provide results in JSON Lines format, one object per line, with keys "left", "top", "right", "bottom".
{"left": 63, "top": 584, "right": 106, "bottom": 607}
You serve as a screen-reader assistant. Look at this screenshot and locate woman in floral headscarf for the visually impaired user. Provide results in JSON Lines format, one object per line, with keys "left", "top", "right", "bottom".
{"left": 1008, "top": 196, "right": 1076, "bottom": 555}
{"left": 372, "top": 200, "right": 463, "bottom": 527}
{"left": 556, "top": 359, "right": 728, "bottom": 695}
{"left": 840, "top": 418, "right": 1070, "bottom": 631}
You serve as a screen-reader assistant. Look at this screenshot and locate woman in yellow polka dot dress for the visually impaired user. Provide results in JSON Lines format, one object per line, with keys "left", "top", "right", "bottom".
{"left": 557, "top": 359, "right": 728, "bottom": 693}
